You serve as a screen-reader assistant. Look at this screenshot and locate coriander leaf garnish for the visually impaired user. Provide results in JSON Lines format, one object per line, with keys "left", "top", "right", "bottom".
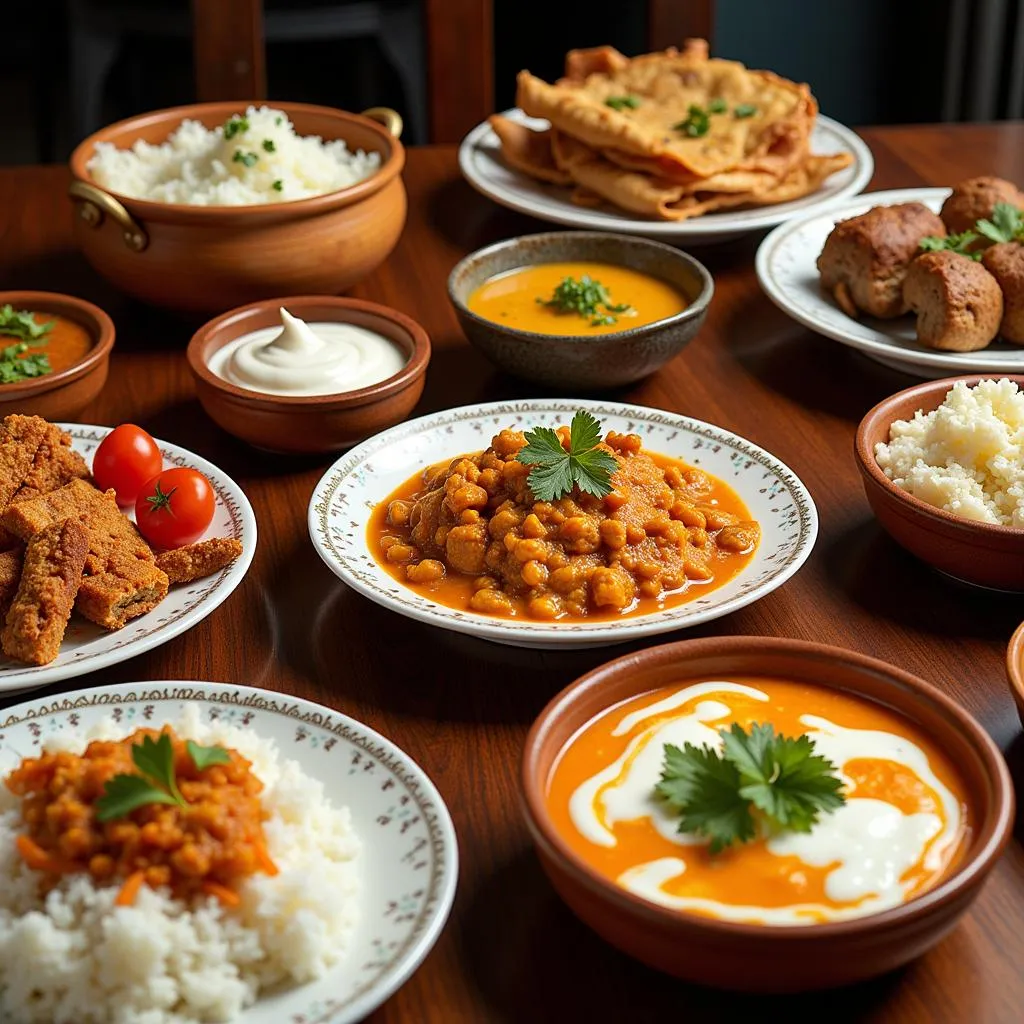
{"left": 0, "top": 305, "right": 54, "bottom": 343}
{"left": 515, "top": 410, "right": 618, "bottom": 502}
{"left": 272, "top": 179, "right": 284, "bottom": 192}
{"left": 537, "top": 275, "right": 635, "bottom": 326}
{"left": 223, "top": 116, "right": 249, "bottom": 140}
{"left": 232, "top": 150, "right": 259, "bottom": 168}
{"left": 95, "top": 774, "right": 183, "bottom": 821}
{"left": 605, "top": 95, "right": 641, "bottom": 111}
{"left": 274, "top": 116, "right": 283, "bottom": 126}
{"left": 734, "top": 103, "right": 758, "bottom": 118}
{"left": 262, "top": 138, "right": 276, "bottom": 152}
{"left": 0, "top": 343, "right": 51, "bottom": 384}
{"left": 673, "top": 104, "right": 710, "bottom": 137}
{"left": 976, "top": 201, "right": 1024, "bottom": 244}
{"left": 707, "top": 98, "right": 728, "bottom": 114}
{"left": 186, "top": 740, "right": 232, "bottom": 771}
{"left": 130, "top": 733, "right": 186, "bottom": 806}
{"left": 919, "top": 230, "right": 983, "bottom": 260}
{"left": 655, "top": 723, "right": 846, "bottom": 852}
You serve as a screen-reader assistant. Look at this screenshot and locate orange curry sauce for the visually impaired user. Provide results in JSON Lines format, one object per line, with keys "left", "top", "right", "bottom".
{"left": 17, "top": 313, "right": 93, "bottom": 373}
{"left": 5, "top": 727, "right": 277, "bottom": 907}
{"left": 547, "top": 679, "right": 972, "bottom": 923}
{"left": 369, "top": 437, "right": 758, "bottom": 622}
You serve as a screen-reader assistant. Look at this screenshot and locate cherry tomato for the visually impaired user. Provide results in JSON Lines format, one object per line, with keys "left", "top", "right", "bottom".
{"left": 92, "top": 425, "right": 163, "bottom": 506}
{"left": 134, "top": 468, "right": 216, "bottom": 549}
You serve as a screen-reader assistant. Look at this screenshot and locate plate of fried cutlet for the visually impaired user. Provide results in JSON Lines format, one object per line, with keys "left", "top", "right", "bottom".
{"left": 0, "top": 415, "right": 255, "bottom": 692}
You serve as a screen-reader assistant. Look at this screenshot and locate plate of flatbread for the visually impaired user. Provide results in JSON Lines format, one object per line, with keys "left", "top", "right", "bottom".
{"left": 460, "top": 41, "right": 873, "bottom": 242}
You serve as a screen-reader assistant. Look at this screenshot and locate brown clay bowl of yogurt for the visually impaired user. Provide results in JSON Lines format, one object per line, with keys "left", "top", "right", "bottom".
{"left": 187, "top": 295, "right": 430, "bottom": 453}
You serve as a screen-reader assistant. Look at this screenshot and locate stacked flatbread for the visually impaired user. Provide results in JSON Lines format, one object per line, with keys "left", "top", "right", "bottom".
{"left": 490, "top": 39, "right": 853, "bottom": 222}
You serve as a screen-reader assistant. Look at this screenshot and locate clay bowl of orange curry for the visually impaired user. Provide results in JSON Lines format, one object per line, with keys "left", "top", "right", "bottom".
{"left": 0, "top": 291, "right": 114, "bottom": 420}
{"left": 448, "top": 231, "right": 713, "bottom": 390}
{"left": 521, "top": 635, "right": 1013, "bottom": 992}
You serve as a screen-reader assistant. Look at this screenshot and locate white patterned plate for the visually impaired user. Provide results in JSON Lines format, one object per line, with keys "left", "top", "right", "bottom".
{"left": 307, "top": 400, "right": 817, "bottom": 650}
{"left": 459, "top": 109, "right": 874, "bottom": 243}
{"left": 0, "top": 426, "right": 257, "bottom": 694}
{"left": 757, "top": 187, "right": 1024, "bottom": 377}
{"left": 0, "top": 680, "right": 458, "bottom": 1023}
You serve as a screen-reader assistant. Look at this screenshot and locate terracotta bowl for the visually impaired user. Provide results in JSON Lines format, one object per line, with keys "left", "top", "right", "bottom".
{"left": 521, "top": 635, "right": 1013, "bottom": 992}
{"left": 1007, "top": 620, "right": 1024, "bottom": 725}
{"left": 447, "top": 231, "right": 713, "bottom": 390}
{"left": 0, "top": 290, "right": 114, "bottom": 420}
{"left": 69, "top": 102, "right": 406, "bottom": 314}
{"left": 187, "top": 295, "right": 430, "bottom": 454}
{"left": 854, "top": 375, "right": 1024, "bottom": 591}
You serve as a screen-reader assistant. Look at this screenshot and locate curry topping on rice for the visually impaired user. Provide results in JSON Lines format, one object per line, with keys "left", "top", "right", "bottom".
{"left": 370, "top": 414, "right": 760, "bottom": 620}
{"left": 5, "top": 727, "right": 276, "bottom": 906}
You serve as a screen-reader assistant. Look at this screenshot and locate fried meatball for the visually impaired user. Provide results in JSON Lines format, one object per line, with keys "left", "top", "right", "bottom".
{"left": 981, "top": 241, "right": 1024, "bottom": 344}
{"left": 817, "top": 203, "right": 946, "bottom": 319}
{"left": 903, "top": 251, "right": 1003, "bottom": 352}
{"left": 940, "top": 176, "right": 1024, "bottom": 235}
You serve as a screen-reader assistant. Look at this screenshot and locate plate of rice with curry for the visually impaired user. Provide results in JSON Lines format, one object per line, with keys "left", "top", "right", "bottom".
{"left": 308, "top": 400, "right": 817, "bottom": 649}
{"left": 460, "top": 39, "right": 873, "bottom": 242}
{"left": 0, "top": 680, "right": 457, "bottom": 1023}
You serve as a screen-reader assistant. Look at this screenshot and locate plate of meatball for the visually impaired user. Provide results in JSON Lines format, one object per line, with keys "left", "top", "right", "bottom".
{"left": 756, "top": 177, "right": 1024, "bottom": 377}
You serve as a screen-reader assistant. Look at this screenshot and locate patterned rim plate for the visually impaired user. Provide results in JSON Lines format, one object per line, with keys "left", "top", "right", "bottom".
{"left": 0, "top": 680, "right": 458, "bottom": 1023}
{"left": 0, "top": 425, "right": 257, "bottom": 694}
{"left": 459, "top": 109, "right": 874, "bottom": 242}
{"left": 307, "top": 400, "right": 818, "bottom": 650}
{"left": 757, "top": 187, "right": 1024, "bottom": 377}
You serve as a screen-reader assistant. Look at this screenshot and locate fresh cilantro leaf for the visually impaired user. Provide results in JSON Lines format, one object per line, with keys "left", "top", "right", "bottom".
{"left": 707, "top": 98, "right": 728, "bottom": 114}
{"left": 537, "top": 275, "right": 634, "bottom": 326}
{"left": 186, "top": 740, "right": 231, "bottom": 771}
{"left": 95, "top": 774, "right": 182, "bottom": 822}
{"left": 976, "top": 201, "right": 1024, "bottom": 244}
{"left": 515, "top": 410, "right": 618, "bottom": 502}
{"left": 275, "top": 116, "right": 283, "bottom": 126}
{"left": 734, "top": 103, "right": 758, "bottom": 118}
{"left": 223, "top": 116, "right": 249, "bottom": 140}
{"left": 591, "top": 315, "right": 617, "bottom": 326}
{"left": 605, "top": 95, "right": 641, "bottom": 111}
{"left": 919, "top": 230, "right": 983, "bottom": 260}
{"left": 272, "top": 179, "right": 284, "bottom": 192}
{"left": 0, "top": 342, "right": 51, "bottom": 384}
{"left": 0, "top": 305, "right": 54, "bottom": 343}
{"left": 262, "top": 138, "right": 276, "bottom": 152}
{"left": 655, "top": 723, "right": 846, "bottom": 852}
{"left": 232, "top": 150, "right": 259, "bottom": 168}
{"left": 132, "top": 733, "right": 186, "bottom": 806}
{"left": 656, "top": 742, "right": 755, "bottom": 853}
{"left": 674, "top": 104, "right": 710, "bottom": 137}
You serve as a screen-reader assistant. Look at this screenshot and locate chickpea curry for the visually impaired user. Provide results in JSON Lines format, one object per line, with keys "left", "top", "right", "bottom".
{"left": 5, "top": 727, "right": 276, "bottom": 907}
{"left": 369, "top": 416, "right": 760, "bottom": 621}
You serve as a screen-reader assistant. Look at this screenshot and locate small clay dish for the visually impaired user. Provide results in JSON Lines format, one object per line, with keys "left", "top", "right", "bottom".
{"left": 521, "top": 635, "right": 1013, "bottom": 993}
{"left": 447, "top": 231, "right": 713, "bottom": 390}
{"left": 0, "top": 290, "right": 114, "bottom": 420}
{"left": 1007, "top": 620, "right": 1024, "bottom": 726}
{"left": 855, "top": 375, "right": 1024, "bottom": 591}
{"left": 187, "top": 296, "right": 430, "bottom": 454}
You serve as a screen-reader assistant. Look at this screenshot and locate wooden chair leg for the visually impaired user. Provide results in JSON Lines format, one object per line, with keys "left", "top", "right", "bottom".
{"left": 191, "top": 0, "right": 267, "bottom": 102}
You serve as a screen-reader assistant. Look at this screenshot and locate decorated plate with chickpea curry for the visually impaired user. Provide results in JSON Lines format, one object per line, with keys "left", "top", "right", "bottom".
{"left": 308, "top": 401, "right": 817, "bottom": 649}
{"left": 0, "top": 680, "right": 458, "bottom": 1023}
{"left": 757, "top": 187, "right": 1024, "bottom": 378}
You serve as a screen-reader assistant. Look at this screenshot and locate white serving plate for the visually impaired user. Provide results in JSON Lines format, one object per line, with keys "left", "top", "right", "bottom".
{"left": 0, "top": 680, "right": 458, "bottom": 1023}
{"left": 459, "top": 108, "right": 874, "bottom": 244}
{"left": 756, "top": 187, "right": 1024, "bottom": 378}
{"left": 0, "top": 425, "right": 257, "bottom": 694}
{"left": 307, "top": 400, "right": 818, "bottom": 650}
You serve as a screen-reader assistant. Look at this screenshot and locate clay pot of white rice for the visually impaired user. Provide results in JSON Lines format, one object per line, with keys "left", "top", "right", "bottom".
{"left": 68, "top": 102, "right": 406, "bottom": 314}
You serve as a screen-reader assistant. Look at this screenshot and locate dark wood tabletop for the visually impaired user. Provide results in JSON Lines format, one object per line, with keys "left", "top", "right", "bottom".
{"left": 1, "top": 122, "right": 1023, "bottom": 1024}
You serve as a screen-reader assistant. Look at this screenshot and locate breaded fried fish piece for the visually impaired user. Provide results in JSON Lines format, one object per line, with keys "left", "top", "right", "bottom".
{"left": 0, "top": 547, "right": 24, "bottom": 618}
{"left": 2, "top": 519, "right": 88, "bottom": 665}
{"left": 155, "top": 538, "right": 243, "bottom": 584}
{"left": 76, "top": 557, "right": 169, "bottom": 630}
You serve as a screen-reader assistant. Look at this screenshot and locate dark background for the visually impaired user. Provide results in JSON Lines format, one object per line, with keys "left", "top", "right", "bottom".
{"left": 0, "top": 0, "right": 1013, "bottom": 164}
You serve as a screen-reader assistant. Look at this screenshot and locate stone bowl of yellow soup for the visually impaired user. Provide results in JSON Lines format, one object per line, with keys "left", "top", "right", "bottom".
{"left": 521, "top": 635, "right": 1013, "bottom": 992}
{"left": 448, "top": 232, "right": 712, "bottom": 390}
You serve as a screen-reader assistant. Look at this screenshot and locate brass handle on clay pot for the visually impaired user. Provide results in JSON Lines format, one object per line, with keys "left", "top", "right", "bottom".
{"left": 361, "top": 107, "right": 404, "bottom": 139}
{"left": 68, "top": 180, "right": 149, "bottom": 253}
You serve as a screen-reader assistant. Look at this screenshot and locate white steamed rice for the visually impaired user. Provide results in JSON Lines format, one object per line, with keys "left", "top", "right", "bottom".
{"left": 0, "top": 706, "right": 361, "bottom": 1023}
{"left": 87, "top": 105, "right": 381, "bottom": 206}
{"left": 874, "top": 377, "right": 1024, "bottom": 527}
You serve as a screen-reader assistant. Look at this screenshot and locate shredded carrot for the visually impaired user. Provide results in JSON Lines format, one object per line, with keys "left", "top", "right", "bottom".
{"left": 202, "top": 881, "right": 241, "bottom": 907}
{"left": 15, "top": 834, "right": 65, "bottom": 874}
{"left": 115, "top": 870, "right": 147, "bottom": 907}
{"left": 254, "top": 842, "right": 278, "bottom": 877}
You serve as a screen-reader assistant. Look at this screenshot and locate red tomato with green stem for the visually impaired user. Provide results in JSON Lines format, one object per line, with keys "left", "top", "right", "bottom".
{"left": 92, "top": 425, "right": 163, "bottom": 506}
{"left": 134, "top": 468, "right": 216, "bottom": 549}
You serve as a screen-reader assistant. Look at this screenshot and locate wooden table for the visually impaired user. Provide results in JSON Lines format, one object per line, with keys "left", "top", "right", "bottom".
{"left": 2, "top": 123, "right": 1023, "bottom": 1023}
